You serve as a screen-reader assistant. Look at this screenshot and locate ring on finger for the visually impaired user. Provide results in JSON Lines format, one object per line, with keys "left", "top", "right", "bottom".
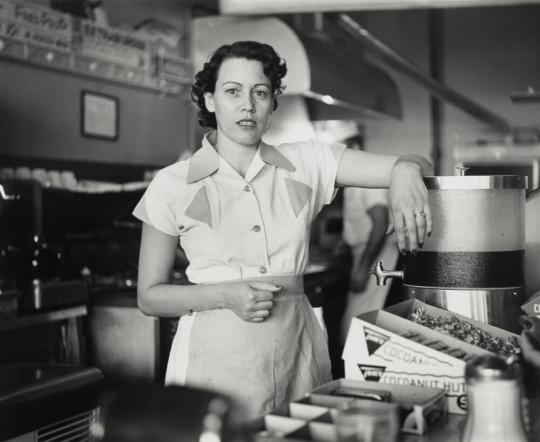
{"left": 414, "top": 209, "right": 427, "bottom": 217}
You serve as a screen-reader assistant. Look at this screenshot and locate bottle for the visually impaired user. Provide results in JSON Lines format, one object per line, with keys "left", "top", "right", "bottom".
{"left": 462, "top": 354, "right": 528, "bottom": 442}
{"left": 29, "top": 234, "right": 61, "bottom": 281}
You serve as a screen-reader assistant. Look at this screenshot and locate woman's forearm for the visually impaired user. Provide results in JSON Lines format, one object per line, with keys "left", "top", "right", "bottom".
{"left": 394, "top": 154, "right": 434, "bottom": 177}
{"left": 336, "top": 150, "right": 433, "bottom": 189}
{"left": 137, "top": 282, "right": 226, "bottom": 317}
{"left": 138, "top": 279, "right": 280, "bottom": 322}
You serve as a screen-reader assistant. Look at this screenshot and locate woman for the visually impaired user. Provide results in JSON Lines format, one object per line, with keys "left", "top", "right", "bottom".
{"left": 133, "top": 41, "right": 433, "bottom": 419}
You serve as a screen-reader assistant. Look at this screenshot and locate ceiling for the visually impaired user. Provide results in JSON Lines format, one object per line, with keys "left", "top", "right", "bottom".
{"left": 218, "top": 0, "right": 540, "bottom": 14}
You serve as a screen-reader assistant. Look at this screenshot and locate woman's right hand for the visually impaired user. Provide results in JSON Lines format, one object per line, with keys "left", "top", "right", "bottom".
{"left": 223, "top": 281, "right": 281, "bottom": 322}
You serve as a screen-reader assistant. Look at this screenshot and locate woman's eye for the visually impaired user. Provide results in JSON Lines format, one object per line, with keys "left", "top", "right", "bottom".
{"left": 225, "top": 88, "right": 238, "bottom": 95}
{"left": 254, "top": 90, "right": 268, "bottom": 98}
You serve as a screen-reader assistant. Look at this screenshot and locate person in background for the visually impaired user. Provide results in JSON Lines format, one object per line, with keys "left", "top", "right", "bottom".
{"left": 337, "top": 135, "right": 398, "bottom": 373}
{"left": 341, "top": 135, "right": 391, "bottom": 297}
{"left": 133, "top": 40, "right": 433, "bottom": 419}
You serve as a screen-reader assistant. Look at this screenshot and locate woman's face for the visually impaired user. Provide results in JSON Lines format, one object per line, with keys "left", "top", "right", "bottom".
{"left": 204, "top": 57, "right": 273, "bottom": 149}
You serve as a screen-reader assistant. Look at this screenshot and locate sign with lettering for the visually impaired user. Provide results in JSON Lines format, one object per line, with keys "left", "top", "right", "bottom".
{"left": 75, "top": 20, "right": 151, "bottom": 70}
{"left": 346, "top": 359, "right": 467, "bottom": 415}
{"left": 0, "top": 0, "right": 72, "bottom": 50}
{"left": 521, "top": 291, "right": 540, "bottom": 317}
{"left": 0, "top": 0, "right": 14, "bottom": 21}
{"left": 0, "top": 0, "right": 189, "bottom": 94}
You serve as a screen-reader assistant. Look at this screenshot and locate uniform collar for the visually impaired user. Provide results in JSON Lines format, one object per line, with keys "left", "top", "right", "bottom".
{"left": 186, "top": 131, "right": 296, "bottom": 184}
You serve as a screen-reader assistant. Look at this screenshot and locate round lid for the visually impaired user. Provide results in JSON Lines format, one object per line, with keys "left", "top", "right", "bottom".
{"left": 465, "top": 354, "right": 522, "bottom": 382}
{"left": 423, "top": 175, "right": 527, "bottom": 190}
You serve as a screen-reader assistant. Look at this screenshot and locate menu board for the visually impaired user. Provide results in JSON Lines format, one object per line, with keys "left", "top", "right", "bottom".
{"left": 0, "top": 0, "right": 190, "bottom": 94}
{"left": 74, "top": 20, "right": 151, "bottom": 71}
{"left": 0, "top": 0, "right": 72, "bottom": 51}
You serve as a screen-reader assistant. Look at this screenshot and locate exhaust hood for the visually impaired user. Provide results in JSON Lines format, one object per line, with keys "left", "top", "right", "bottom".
{"left": 192, "top": 16, "right": 402, "bottom": 121}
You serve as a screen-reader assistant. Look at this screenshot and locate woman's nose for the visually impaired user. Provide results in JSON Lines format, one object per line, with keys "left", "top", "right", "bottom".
{"left": 241, "top": 95, "right": 255, "bottom": 113}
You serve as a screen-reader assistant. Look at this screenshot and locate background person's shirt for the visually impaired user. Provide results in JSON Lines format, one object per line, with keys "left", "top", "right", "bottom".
{"left": 342, "top": 187, "right": 389, "bottom": 249}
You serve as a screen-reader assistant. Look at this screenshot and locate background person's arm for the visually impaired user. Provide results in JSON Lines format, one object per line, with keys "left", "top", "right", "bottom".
{"left": 350, "top": 205, "right": 389, "bottom": 293}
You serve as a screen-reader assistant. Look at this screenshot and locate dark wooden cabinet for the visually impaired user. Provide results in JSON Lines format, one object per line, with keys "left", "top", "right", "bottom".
{"left": 0, "top": 306, "right": 87, "bottom": 365}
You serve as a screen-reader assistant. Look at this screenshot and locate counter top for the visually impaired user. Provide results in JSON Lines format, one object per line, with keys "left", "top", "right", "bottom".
{"left": 257, "top": 404, "right": 538, "bottom": 442}
{"left": 254, "top": 382, "right": 540, "bottom": 442}
{"left": 0, "top": 305, "right": 87, "bottom": 332}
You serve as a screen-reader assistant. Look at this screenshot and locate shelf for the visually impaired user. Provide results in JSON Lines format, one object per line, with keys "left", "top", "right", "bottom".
{"left": 510, "top": 88, "right": 540, "bottom": 103}
{"left": 0, "top": 305, "right": 87, "bottom": 332}
{"left": 0, "top": 1, "right": 191, "bottom": 96}
{"left": 0, "top": 37, "right": 189, "bottom": 96}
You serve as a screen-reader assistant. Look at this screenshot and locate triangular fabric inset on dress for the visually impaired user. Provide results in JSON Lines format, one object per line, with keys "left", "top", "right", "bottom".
{"left": 285, "top": 178, "right": 312, "bottom": 217}
{"left": 185, "top": 186, "right": 212, "bottom": 228}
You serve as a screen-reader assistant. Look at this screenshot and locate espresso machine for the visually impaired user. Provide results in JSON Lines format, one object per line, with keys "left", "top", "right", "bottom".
{"left": 0, "top": 179, "right": 87, "bottom": 312}
{"left": 371, "top": 174, "right": 527, "bottom": 332}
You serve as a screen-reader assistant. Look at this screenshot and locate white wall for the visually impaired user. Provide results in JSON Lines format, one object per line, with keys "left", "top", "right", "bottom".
{"left": 442, "top": 5, "right": 540, "bottom": 173}
{"left": 362, "top": 5, "right": 540, "bottom": 175}
{"left": 362, "top": 10, "right": 433, "bottom": 161}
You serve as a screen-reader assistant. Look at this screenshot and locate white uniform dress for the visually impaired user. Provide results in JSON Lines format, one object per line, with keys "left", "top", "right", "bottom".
{"left": 133, "top": 133, "right": 346, "bottom": 418}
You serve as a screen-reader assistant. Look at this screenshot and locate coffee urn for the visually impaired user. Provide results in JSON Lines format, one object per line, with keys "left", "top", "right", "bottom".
{"left": 372, "top": 174, "right": 527, "bottom": 332}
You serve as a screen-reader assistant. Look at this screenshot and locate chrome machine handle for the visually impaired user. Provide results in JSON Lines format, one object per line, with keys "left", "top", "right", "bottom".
{"left": 0, "top": 184, "right": 20, "bottom": 201}
{"left": 369, "top": 261, "right": 404, "bottom": 286}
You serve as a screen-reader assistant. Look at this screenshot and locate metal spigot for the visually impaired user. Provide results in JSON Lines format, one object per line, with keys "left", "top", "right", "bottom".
{"left": 369, "top": 262, "right": 404, "bottom": 286}
{"left": 456, "top": 166, "right": 469, "bottom": 176}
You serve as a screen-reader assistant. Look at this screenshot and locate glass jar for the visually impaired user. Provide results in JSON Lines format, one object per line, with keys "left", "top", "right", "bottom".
{"left": 462, "top": 354, "right": 528, "bottom": 442}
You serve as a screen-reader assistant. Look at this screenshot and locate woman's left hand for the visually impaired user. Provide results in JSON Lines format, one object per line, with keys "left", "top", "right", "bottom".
{"left": 389, "top": 161, "right": 432, "bottom": 254}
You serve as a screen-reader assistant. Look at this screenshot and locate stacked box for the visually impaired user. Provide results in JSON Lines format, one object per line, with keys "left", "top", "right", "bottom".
{"left": 522, "top": 292, "right": 540, "bottom": 317}
{"left": 342, "top": 300, "right": 520, "bottom": 414}
{"left": 249, "top": 379, "right": 446, "bottom": 441}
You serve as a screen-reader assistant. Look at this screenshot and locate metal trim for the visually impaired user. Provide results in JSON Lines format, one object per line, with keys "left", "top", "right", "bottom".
{"left": 404, "top": 285, "right": 525, "bottom": 294}
{"left": 423, "top": 175, "right": 527, "bottom": 189}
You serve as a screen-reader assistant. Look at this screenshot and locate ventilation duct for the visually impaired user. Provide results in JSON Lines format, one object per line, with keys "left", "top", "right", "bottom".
{"left": 192, "top": 16, "right": 402, "bottom": 121}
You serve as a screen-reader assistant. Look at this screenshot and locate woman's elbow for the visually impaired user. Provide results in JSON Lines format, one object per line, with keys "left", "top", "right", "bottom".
{"left": 137, "top": 287, "right": 154, "bottom": 316}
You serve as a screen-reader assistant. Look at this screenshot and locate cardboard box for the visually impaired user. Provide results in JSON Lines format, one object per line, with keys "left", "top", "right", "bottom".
{"left": 344, "top": 359, "right": 467, "bottom": 415}
{"left": 522, "top": 291, "right": 540, "bottom": 317}
{"left": 250, "top": 379, "right": 445, "bottom": 440}
{"left": 342, "top": 299, "right": 520, "bottom": 414}
{"left": 309, "top": 379, "right": 446, "bottom": 435}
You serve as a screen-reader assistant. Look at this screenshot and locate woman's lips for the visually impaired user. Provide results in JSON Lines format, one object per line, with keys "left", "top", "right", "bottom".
{"left": 237, "top": 119, "right": 256, "bottom": 127}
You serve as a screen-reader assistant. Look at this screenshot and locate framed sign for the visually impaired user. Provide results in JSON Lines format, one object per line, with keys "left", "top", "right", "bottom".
{"left": 81, "top": 90, "right": 119, "bottom": 140}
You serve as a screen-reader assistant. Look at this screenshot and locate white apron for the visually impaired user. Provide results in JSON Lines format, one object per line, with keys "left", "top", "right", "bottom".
{"left": 165, "top": 275, "right": 331, "bottom": 419}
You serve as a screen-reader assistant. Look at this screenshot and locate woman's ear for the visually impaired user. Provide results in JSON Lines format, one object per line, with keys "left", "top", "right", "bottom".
{"left": 204, "top": 92, "right": 215, "bottom": 112}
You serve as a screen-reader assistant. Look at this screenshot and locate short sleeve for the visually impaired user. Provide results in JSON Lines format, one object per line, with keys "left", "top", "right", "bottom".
{"left": 309, "top": 139, "right": 347, "bottom": 205}
{"left": 133, "top": 170, "right": 180, "bottom": 237}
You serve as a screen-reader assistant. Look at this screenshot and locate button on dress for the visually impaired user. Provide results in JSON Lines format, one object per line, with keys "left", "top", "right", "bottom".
{"left": 133, "top": 133, "right": 346, "bottom": 418}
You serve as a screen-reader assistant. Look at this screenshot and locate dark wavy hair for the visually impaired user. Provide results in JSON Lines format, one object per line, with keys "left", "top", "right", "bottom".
{"left": 191, "top": 41, "right": 287, "bottom": 129}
